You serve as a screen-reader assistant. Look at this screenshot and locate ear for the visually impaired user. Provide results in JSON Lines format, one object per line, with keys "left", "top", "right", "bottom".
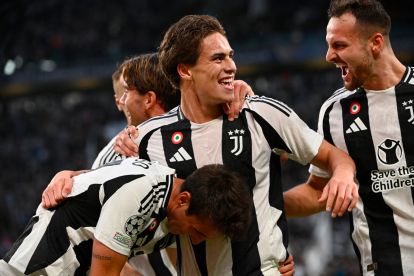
{"left": 178, "top": 191, "right": 191, "bottom": 207}
{"left": 177, "top": 64, "right": 192, "bottom": 81}
{"left": 370, "top": 33, "right": 384, "bottom": 57}
{"left": 145, "top": 91, "right": 158, "bottom": 108}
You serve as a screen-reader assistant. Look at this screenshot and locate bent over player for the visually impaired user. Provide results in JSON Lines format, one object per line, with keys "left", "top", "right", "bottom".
{"left": 0, "top": 159, "right": 252, "bottom": 275}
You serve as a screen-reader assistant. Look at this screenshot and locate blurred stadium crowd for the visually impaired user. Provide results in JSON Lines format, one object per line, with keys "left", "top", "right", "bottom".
{"left": 1, "top": 0, "right": 413, "bottom": 275}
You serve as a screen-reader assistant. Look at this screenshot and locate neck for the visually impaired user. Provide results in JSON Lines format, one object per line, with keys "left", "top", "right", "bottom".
{"left": 180, "top": 85, "right": 223, "bottom": 124}
{"left": 148, "top": 104, "right": 166, "bottom": 118}
{"left": 363, "top": 50, "right": 405, "bottom": 90}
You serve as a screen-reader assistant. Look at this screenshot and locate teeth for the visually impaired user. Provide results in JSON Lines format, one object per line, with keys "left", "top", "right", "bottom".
{"left": 220, "top": 78, "right": 234, "bottom": 85}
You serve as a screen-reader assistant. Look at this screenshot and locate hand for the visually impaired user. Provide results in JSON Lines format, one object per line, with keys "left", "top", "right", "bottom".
{"left": 223, "top": 80, "right": 254, "bottom": 121}
{"left": 278, "top": 254, "right": 294, "bottom": 276}
{"left": 319, "top": 174, "right": 358, "bottom": 218}
{"left": 41, "top": 170, "right": 85, "bottom": 209}
{"left": 113, "top": 126, "right": 139, "bottom": 157}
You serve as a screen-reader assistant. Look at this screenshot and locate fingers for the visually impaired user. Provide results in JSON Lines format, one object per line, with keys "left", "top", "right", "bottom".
{"left": 319, "top": 178, "right": 359, "bottom": 218}
{"left": 114, "top": 127, "right": 139, "bottom": 156}
{"left": 41, "top": 170, "right": 75, "bottom": 209}
{"left": 226, "top": 80, "right": 254, "bottom": 121}
{"left": 41, "top": 183, "right": 63, "bottom": 209}
{"left": 278, "top": 254, "right": 294, "bottom": 276}
{"left": 279, "top": 152, "right": 289, "bottom": 163}
{"left": 348, "top": 186, "right": 359, "bottom": 212}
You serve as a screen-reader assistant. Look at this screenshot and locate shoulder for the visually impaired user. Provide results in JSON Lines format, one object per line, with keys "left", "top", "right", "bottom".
{"left": 138, "top": 107, "right": 181, "bottom": 132}
{"left": 244, "top": 95, "right": 293, "bottom": 117}
{"left": 319, "top": 87, "right": 354, "bottom": 111}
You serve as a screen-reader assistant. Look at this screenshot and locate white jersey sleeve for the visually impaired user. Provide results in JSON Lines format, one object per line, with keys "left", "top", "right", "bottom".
{"left": 91, "top": 159, "right": 175, "bottom": 256}
{"left": 94, "top": 175, "right": 155, "bottom": 256}
{"left": 246, "top": 95, "right": 323, "bottom": 165}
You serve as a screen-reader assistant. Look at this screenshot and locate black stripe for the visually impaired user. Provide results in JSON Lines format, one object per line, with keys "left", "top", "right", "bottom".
{"left": 148, "top": 250, "right": 173, "bottom": 276}
{"left": 394, "top": 80, "right": 414, "bottom": 205}
{"left": 252, "top": 109, "right": 289, "bottom": 253}
{"left": 102, "top": 174, "right": 145, "bottom": 205}
{"left": 103, "top": 150, "right": 118, "bottom": 166}
{"left": 222, "top": 113, "right": 263, "bottom": 276}
{"left": 25, "top": 184, "right": 102, "bottom": 273}
{"left": 341, "top": 88, "right": 402, "bottom": 275}
{"left": 176, "top": 236, "right": 182, "bottom": 275}
{"left": 250, "top": 110, "right": 291, "bottom": 154}
{"left": 162, "top": 119, "right": 197, "bottom": 179}
{"left": 3, "top": 215, "right": 39, "bottom": 262}
{"left": 73, "top": 240, "right": 93, "bottom": 276}
{"left": 348, "top": 212, "right": 363, "bottom": 275}
{"left": 269, "top": 151, "right": 288, "bottom": 249}
{"left": 322, "top": 102, "right": 335, "bottom": 145}
{"left": 159, "top": 118, "right": 204, "bottom": 273}
{"left": 139, "top": 128, "right": 161, "bottom": 161}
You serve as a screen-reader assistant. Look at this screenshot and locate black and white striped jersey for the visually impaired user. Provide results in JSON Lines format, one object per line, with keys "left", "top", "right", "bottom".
{"left": 92, "top": 135, "right": 124, "bottom": 169}
{"left": 310, "top": 66, "right": 414, "bottom": 275}
{"left": 0, "top": 158, "right": 175, "bottom": 275}
{"left": 91, "top": 108, "right": 181, "bottom": 169}
{"left": 132, "top": 96, "right": 323, "bottom": 276}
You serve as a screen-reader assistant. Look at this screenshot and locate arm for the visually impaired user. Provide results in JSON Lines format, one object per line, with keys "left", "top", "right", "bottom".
{"left": 284, "top": 174, "right": 328, "bottom": 217}
{"left": 309, "top": 140, "right": 358, "bottom": 217}
{"left": 113, "top": 80, "right": 255, "bottom": 156}
{"left": 284, "top": 140, "right": 358, "bottom": 218}
{"left": 41, "top": 169, "right": 87, "bottom": 209}
{"left": 90, "top": 238, "right": 128, "bottom": 276}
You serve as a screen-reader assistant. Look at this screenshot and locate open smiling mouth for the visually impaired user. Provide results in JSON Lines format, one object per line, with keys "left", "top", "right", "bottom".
{"left": 341, "top": 66, "right": 349, "bottom": 78}
{"left": 219, "top": 77, "right": 234, "bottom": 90}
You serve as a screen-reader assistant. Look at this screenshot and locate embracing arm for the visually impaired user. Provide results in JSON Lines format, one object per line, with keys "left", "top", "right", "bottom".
{"left": 113, "top": 80, "right": 254, "bottom": 156}
{"left": 284, "top": 174, "right": 327, "bottom": 218}
{"left": 284, "top": 140, "right": 358, "bottom": 218}
{"left": 41, "top": 169, "right": 88, "bottom": 208}
{"left": 90, "top": 239, "right": 128, "bottom": 276}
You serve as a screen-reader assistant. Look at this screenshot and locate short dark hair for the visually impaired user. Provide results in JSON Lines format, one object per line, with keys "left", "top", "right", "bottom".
{"left": 181, "top": 164, "right": 252, "bottom": 240}
{"left": 159, "top": 15, "right": 226, "bottom": 90}
{"left": 123, "top": 53, "right": 180, "bottom": 112}
{"left": 328, "top": 0, "right": 391, "bottom": 36}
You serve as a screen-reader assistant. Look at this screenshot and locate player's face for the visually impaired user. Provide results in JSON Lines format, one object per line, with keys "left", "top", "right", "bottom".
{"left": 120, "top": 82, "right": 150, "bottom": 126}
{"left": 113, "top": 75, "right": 130, "bottom": 122}
{"left": 326, "top": 13, "right": 374, "bottom": 91}
{"left": 168, "top": 206, "right": 220, "bottom": 245}
{"left": 187, "top": 32, "right": 237, "bottom": 106}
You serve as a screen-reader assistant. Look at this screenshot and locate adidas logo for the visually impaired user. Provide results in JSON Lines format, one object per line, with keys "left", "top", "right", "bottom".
{"left": 169, "top": 147, "right": 192, "bottom": 162}
{"left": 346, "top": 117, "right": 367, "bottom": 134}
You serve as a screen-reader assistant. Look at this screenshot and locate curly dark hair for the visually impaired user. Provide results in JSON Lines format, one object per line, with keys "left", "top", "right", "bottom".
{"left": 158, "top": 15, "right": 226, "bottom": 90}
{"left": 181, "top": 164, "right": 252, "bottom": 240}
{"left": 328, "top": 0, "right": 391, "bottom": 36}
{"left": 122, "top": 53, "right": 180, "bottom": 112}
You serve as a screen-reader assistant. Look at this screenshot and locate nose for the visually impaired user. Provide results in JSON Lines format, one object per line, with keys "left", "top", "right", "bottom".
{"left": 120, "top": 92, "right": 127, "bottom": 105}
{"left": 326, "top": 46, "right": 336, "bottom": 63}
{"left": 224, "top": 57, "right": 237, "bottom": 74}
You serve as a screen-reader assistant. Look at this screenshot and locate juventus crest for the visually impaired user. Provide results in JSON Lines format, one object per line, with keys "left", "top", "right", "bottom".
{"left": 228, "top": 128, "right": 245, "bottom": 156}
{"left": 402, "top": 99, "right": 414, "bottom": 124}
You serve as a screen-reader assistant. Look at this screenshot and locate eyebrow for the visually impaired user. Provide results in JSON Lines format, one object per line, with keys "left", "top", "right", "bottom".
{"left": 211, "top": 50, "right": 234, "bottom": 59}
